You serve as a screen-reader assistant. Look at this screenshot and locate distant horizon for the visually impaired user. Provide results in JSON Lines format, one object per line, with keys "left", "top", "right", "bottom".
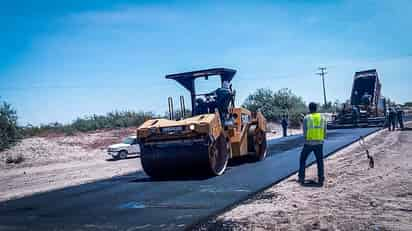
{"left": 1, "top": 1, "right": 411, "bottom": 125}
{"left": 6, "top": 83, "right": 409, "bottom": 127}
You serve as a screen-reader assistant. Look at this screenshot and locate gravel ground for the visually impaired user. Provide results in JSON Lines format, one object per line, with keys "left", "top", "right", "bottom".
{"left": 198, "top": 124, "right": 412, "bottom": 231}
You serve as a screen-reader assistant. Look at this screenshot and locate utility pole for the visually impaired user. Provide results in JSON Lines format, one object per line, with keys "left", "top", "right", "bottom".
{"left": 317, "top": 67, "right": 328, "bottom": 106}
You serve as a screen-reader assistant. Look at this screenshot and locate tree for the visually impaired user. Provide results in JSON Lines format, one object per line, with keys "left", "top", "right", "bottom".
{"left": 0, "top": 100, "right": 21, "bottom": 150}
{"left": 243, "top": 88, "right": 277, "bottom": 119}
{"left": 404, "top": 102, "right": 412, "bottom": 107}
{"left": 243, "top": 88, "right": 307, "bottom": 127}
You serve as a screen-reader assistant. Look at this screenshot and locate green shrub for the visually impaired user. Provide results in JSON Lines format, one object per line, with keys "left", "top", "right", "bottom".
{"left": 243, "top": 88, "right": 307, "bottom": 128}
{"left": 0, "top": 101, "right": 21, "bottom": 151}
{"left": 21, "top": 111, "right": 155, "bottom": 137}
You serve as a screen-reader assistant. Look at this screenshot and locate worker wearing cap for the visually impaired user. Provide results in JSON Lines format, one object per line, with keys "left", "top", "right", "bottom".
{"left": 299, "top": 102, "right": 327, "bottom": 186}
{"left": 396, "top": 106, "right": 404, "bottom": 129}
{"left": 215, "top": 80, "right": 232, "bottom": 121}
{"left": 195, "top": 98, "right": 208, "bottom": 115}
{"left": 388, "top": 108, "right": 397, "bottom": 131}
{"left": 281, "top": 115, "right": 288, "bottom": 137}
{"left": 352, "top": 106, "right": 360, "bottom": 127}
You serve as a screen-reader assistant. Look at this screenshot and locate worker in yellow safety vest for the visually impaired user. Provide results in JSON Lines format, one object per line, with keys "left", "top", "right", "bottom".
{"left": 298, "top": 102, "right": 327, "bottom": 186}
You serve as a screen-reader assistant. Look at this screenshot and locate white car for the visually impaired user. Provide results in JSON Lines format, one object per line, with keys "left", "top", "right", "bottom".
{"left": 107, "top": 136, "right": 140, "bottom": 160}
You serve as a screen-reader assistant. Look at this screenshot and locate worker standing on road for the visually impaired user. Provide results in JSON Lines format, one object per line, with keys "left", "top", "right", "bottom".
{"left": 352, "top": 106, "right": 360, "bottom": 127}
{"left": 281, "top": 115, "right": 288, "bottom": 137}
{"left": 388, "top": 108, "right": 397, "bottom": 131}
{"left": 299, "top": 102, "right": 326, "bottom": 186}
{"left": 396, "top": 106, "right": 404, "bottom": 130}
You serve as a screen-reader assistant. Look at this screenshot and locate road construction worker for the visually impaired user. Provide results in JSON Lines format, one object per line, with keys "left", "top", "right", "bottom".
{"left": 388, "top": 108, "right": 397, "bottom": 131}
{"left": 194, "top": 98, "right": 208, "bottom": 115}
{"left": 215, "top": 80, "right": 232, "bottom": 121}
{"left": 299, "top": 102, "right": 327, "bottom": 186}
{"left": 353, "top": 90, "right": 359, "bottom": 104}
{"left": 396, "top": 106, "right": 404, "bottom": 129}
{"left": 352, "top": 106, "right": 360, "bottom": 127}
{"left": 362, "top": 92, "right": 372, "bottom": 106}
{"left": 281, "top": 115, "right": 288, "bottom": 137}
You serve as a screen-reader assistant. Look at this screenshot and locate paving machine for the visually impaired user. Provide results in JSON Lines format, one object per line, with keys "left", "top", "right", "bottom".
{"left": 136, "top": 68, "right": 267, "bottom": 178}
{"left": 328, "top": 69, "right": 386, "bottom": 129}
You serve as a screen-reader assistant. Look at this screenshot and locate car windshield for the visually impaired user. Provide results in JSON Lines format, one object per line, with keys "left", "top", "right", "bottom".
{"left": 122, "top": 137, "right": 135, "bottom": 144}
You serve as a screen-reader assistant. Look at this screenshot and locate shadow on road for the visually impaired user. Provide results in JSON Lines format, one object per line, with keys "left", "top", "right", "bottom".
{"left": 301, "top": 179, "right": 323, "bottom": 188}
{"left": 290, "top": 179, "right": 323, "bottom": 188}
{"left": 130, "top": 175, "right": 212, "bottom": 183}
{"left": 228, "top": 155, "right": 257, "bottom": 167}
{"left": 105, "top": 155, "right": 140, "bottom": 162}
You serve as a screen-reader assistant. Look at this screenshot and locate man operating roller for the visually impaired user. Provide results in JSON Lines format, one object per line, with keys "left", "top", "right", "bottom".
{"left": 299, "top": 102, "right": 327, "bottom": 186}
{"left": 215, "top": 80, "right": 233, "bottom": 122}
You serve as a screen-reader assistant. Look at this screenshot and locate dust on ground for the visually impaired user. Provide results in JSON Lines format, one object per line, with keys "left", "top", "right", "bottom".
{"left": 0, "top": 127, "right": 142, "bottom": 202}
{"left": 199, "top": 124, "right": 412, "bottom": 231}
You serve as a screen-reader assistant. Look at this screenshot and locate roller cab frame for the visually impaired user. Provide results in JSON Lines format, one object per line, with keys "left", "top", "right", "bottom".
{"left": 137, "top": 68, "right": 267, "bottom": 178}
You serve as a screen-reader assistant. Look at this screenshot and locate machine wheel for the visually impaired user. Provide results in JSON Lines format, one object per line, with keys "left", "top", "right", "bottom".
{"left": 208, "top": 134, "right": 229, "bottom": 176}
{"left": 140, "top": 148, "right": 163, "bottom": 179}
{"left": 118, "top": 150, "right": 128, "bottom": 159}
{"left": 248, "top": 125, "right": 267, "bottom": 161}
{"left": 114, "top": 150, "right": 128, "bottom": 160}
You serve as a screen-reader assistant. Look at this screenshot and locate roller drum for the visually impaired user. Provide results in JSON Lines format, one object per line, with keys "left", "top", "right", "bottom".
{"left": 140, "top": 135, "right": 229, "bottom": 178}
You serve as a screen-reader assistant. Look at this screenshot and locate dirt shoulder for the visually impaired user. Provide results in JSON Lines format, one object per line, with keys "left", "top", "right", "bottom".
{"left": 0, "top": 128, "right": 142, "bottom": 202}
{"left": 199, "top": 124, "right": 412, "bottom": 231}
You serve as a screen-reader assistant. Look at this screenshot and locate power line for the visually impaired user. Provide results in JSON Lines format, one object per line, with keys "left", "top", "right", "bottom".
{"left": 316, "top": 67, "right": 328, "bottom": 106}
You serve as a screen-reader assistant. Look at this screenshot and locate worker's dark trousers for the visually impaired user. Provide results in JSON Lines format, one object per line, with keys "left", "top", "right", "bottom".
{"left": 389, "top": 120, "right": 396, "bottom": 131}
{"left": 399, "top": 118, "right": 404, "bottom": 129}
{"left": 282, "top": 127, "right": 287, "bottom": 137}
{"left": 298, "top": 144, "right": 324, "bottom": 183}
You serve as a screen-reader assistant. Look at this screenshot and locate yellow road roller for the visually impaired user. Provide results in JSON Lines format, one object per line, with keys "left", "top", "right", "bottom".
{"left": 136, "top": 68, "right": 267, "bottom": 177}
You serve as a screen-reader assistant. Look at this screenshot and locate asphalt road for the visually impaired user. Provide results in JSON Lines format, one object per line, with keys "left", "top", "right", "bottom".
{"left": 0, "top": 128, "right": 379, "bottom": 231}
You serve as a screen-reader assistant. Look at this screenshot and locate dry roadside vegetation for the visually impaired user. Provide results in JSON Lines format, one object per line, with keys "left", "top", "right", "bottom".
{"left": 199, "top": 124, "right": 412, "bottom": 231}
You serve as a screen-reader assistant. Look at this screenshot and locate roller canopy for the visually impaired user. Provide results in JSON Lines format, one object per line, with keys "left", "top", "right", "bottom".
{"left": 165, "top": 68, "right": 236, "bottom": 92}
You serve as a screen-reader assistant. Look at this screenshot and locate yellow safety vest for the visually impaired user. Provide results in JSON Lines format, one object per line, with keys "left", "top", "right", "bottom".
{"left": 306, "top": 113, "right": 325, "bottom": 141}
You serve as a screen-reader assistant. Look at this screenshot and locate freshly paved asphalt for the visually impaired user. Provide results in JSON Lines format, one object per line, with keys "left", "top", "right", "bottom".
{"left": 0, "top": 128, "right": 379, "bottom": 231}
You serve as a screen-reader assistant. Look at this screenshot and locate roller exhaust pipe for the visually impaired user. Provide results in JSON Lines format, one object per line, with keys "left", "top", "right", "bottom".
{"left": 180, "top": 96, "right": 186, "bottom": 119}
{"left": 168, "top": 97, "right": 174, "bottom": 120}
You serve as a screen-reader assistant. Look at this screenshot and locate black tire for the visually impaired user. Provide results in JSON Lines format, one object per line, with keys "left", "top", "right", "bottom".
{"left": 208, "top": 134, "right": 229, "bottom": 176}
{"left": 140, "top": 149, "right": 161, "bottom": 179}
{"left": 248, "top": 125, "right": 267, "bottom": 161}
{"left": 118, "top": 150, "right": 128, "bottom": 160}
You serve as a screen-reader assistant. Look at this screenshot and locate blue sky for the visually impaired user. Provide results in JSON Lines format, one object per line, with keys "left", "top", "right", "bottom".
{"left": 1, "top": 0, "right": 411, "bottom": 125}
